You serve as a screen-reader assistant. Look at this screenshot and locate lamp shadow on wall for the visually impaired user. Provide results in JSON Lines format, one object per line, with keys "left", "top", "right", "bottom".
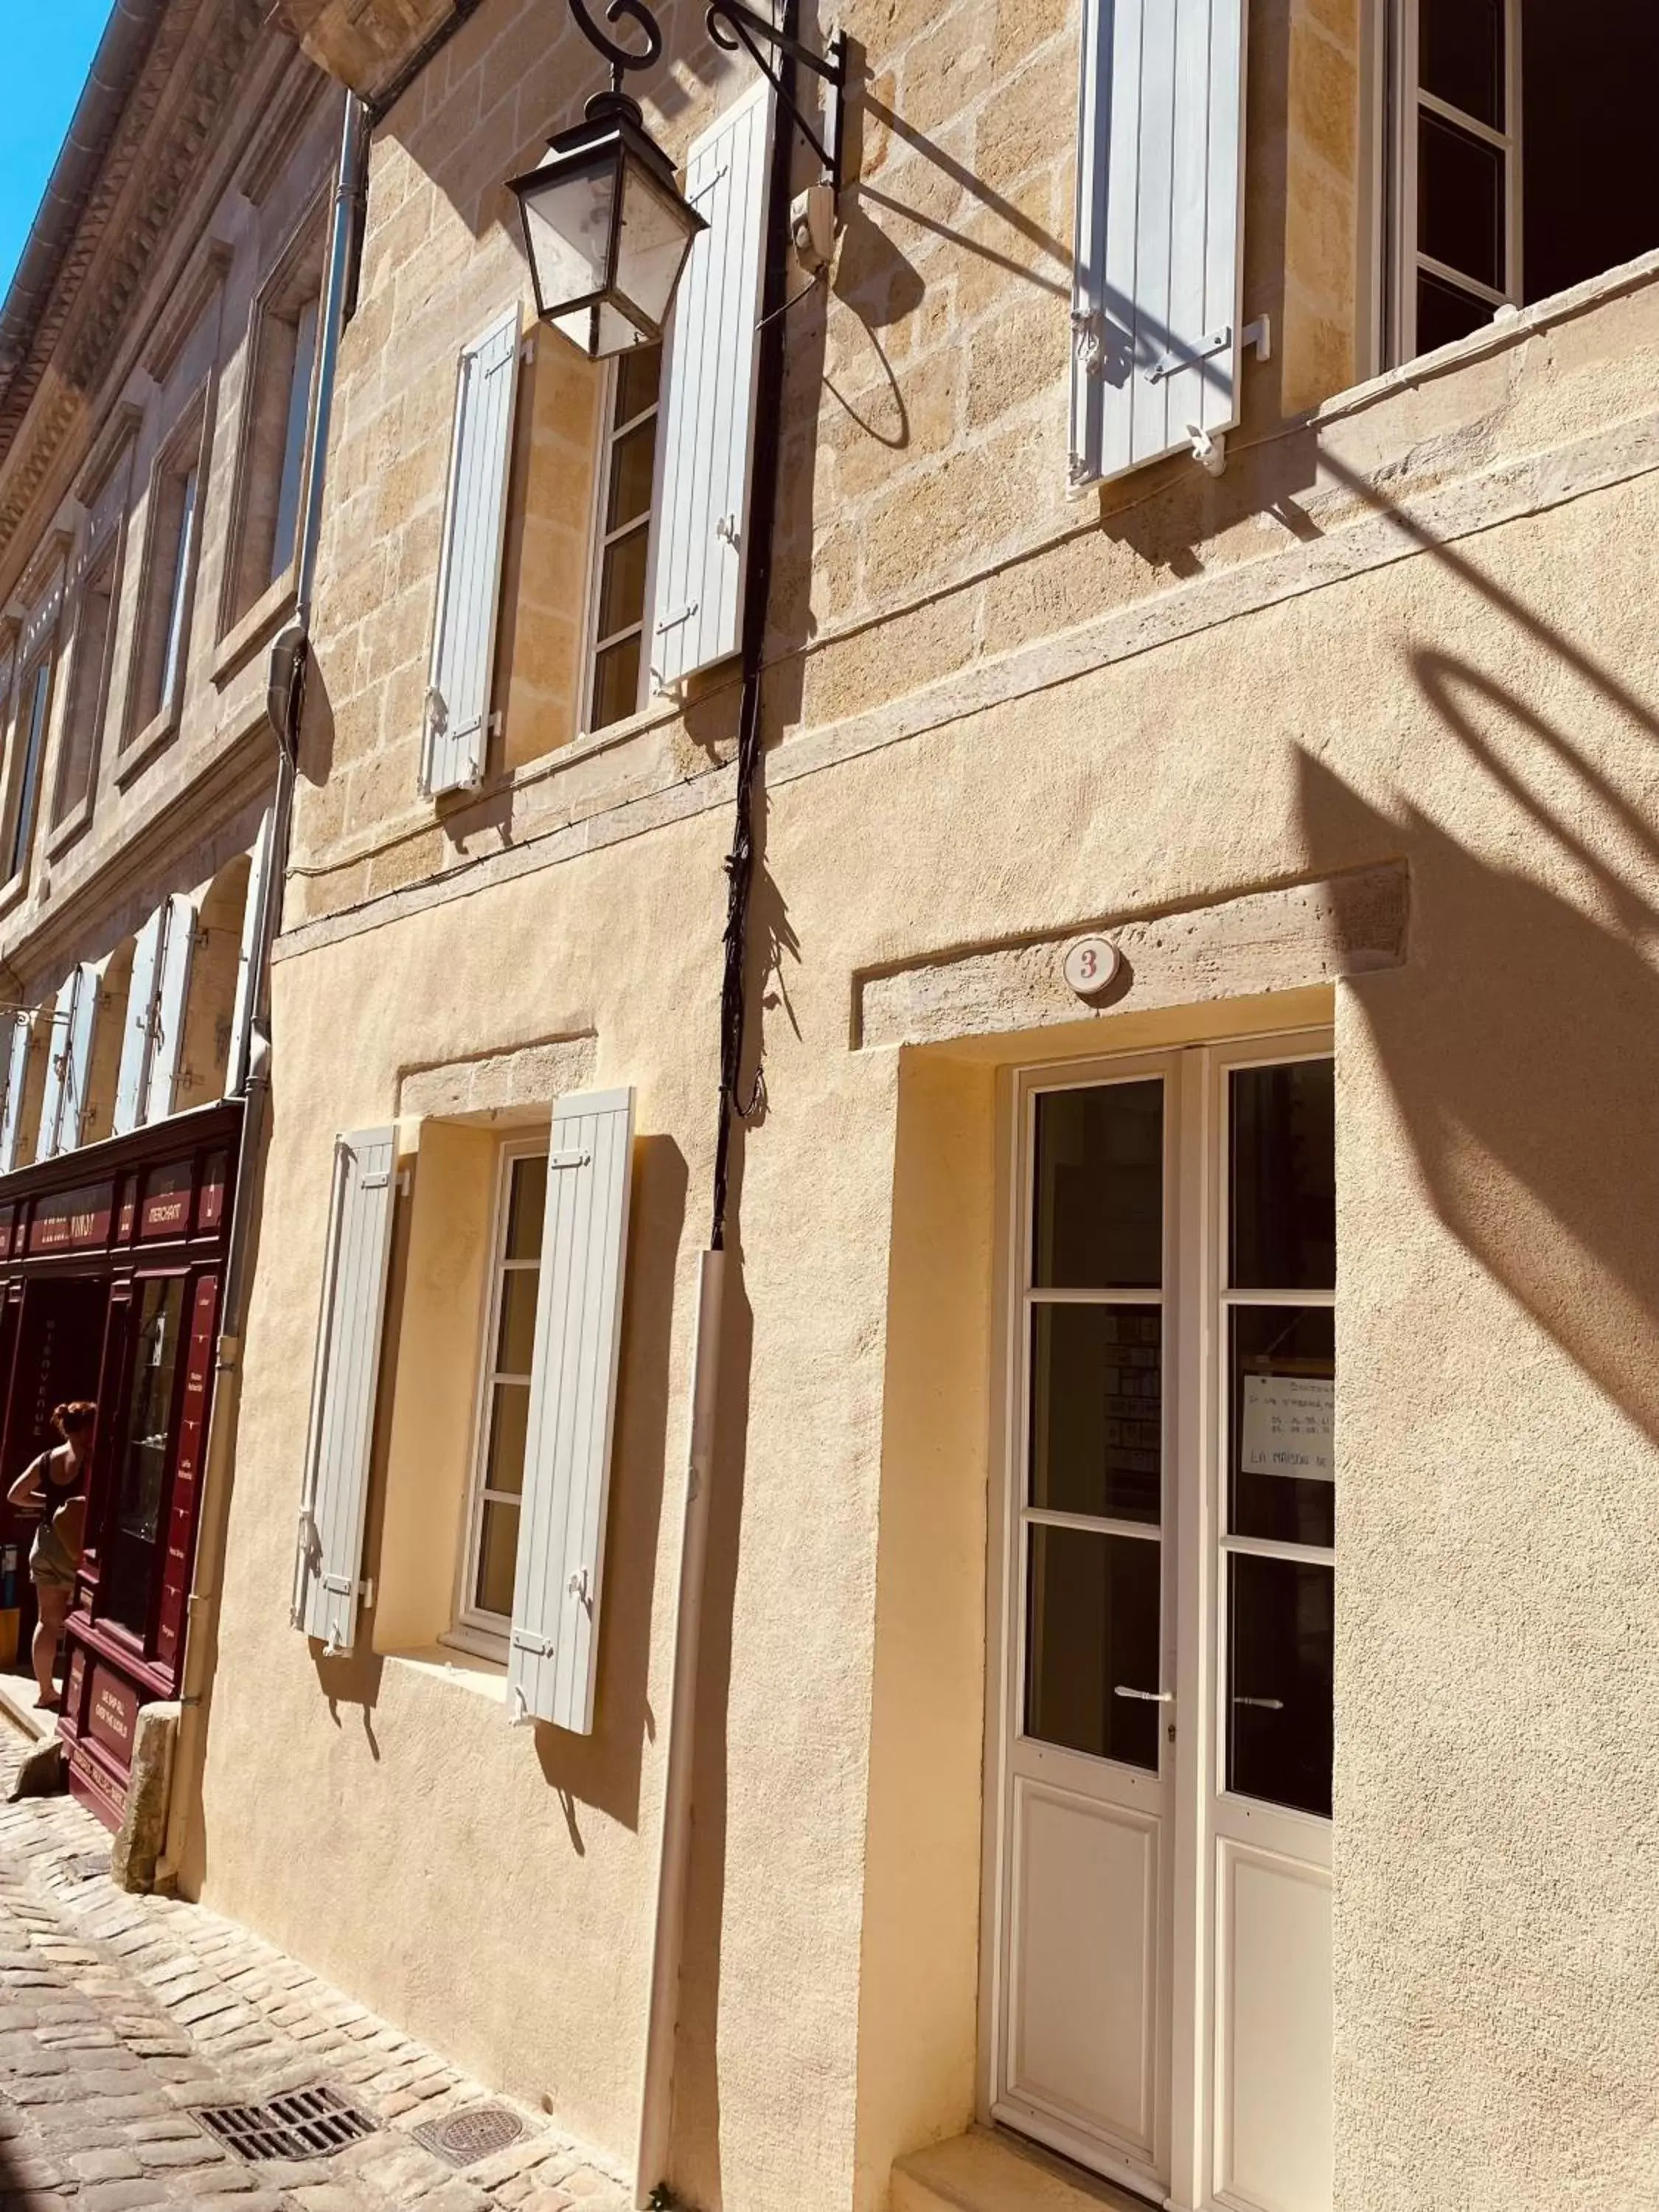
{"left": 1295, "top": 451, "right": 1659, "bottom": 1450}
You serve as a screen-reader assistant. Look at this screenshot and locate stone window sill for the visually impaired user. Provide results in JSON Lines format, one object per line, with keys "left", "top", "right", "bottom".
{"left": 213, "top": 568, "right": 296, "bottom": 689}
{"left": 382, "top": 1643, "right": 507, "bottom": 1703}
{"left": 114, "top": 700, "right": 181, "bottom": 790}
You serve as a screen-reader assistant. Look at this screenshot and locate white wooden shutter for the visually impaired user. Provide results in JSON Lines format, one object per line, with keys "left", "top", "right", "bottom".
{"left": 225, "top": 807, "right": 274, "bottom": 1096}
{"left": 35, "top": 976, "right": 74, "bottom": 1162}
{"left": 1068, "top": 0, "right": 1248, "bottom": 487}
{"left": 293, "top": 1127, "right": 398, "bottom": 1653}
{"left": 144, "top": 892, "right": 196, "bottom": 1123}
{"left": 59, "top": 961, "right": 98, "bottom": 1152}
{"left": 507, "top": 1086, "right": 635, "bottom": 1733}
{"left": 112, "top": 905, "right": 164, "bottom": 1137}
{"left": 422, "top": 307, "right": 520, "bottom": 799}
{"left": 649, "top": 80, "right": 773, "bottom": 691}
{"left": 0, "top": 1013, "right": 30, "bottom": 1171}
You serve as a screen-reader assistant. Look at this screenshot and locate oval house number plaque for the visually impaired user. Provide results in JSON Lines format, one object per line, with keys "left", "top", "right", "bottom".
{"left": 1062, "top": 936, "right": 1121, "bottom": 1000}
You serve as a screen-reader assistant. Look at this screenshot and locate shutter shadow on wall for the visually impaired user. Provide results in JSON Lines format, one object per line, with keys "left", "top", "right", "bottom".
{"left": 422, "top": 307, "right": 521, "bottom": 799}
{"left": 507, "top": 1087, "right": 634, "bottom": 1734}
{"left": 649, "top": 79, "right": 774, "bottom": 692}
{"left": 293, "top": 1127, "right": 399, "bottom": 1655}
{"left": 1068, "top": 0, "right": 1248, "bottom": 487}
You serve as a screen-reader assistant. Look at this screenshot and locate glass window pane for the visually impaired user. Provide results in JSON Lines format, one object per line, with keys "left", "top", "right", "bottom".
{"left": 1033, "top": 1079, "right": 1163, "bottom": 1289}
{"left": 614, "top": 341, "right": 661, "bottom": 427}
{"left": 606, "top": 416, "right": 658, "bottom": 532}
{"left": 1031, "top": 1304, "right": 1161, "bottom": 1523}
{"left": 1227, "top": 1553, "right": 1333, "bottom": 1818}
{"left": 1229, "top": 1060, "right": 1335, "bottom": 1290}
{"left": 484, "top": 1380, "right": 531, "bottom": 1498}
{"left": 1420, "top": 0, "right": 1504, "bottom": 128}
{"left": 119, "top": 1279, "right": 186, "bottom": 1545}
{"left": 1025, "top": 1523, "right": 1161, "bottom": 1770}
{"left": 474, "top": 1498, "right": 521, "bottom": 1616}
{"left": 1418, "top": 109, "right": 1505, "bottom": 291}
{"left": 1416, "top": 267, "right": 1496, "bottom": 352}
{"left": 495, "top": 1269, "right": 539, "bottom": 1376}
{"left": 1229, "top": 1307, "right": 1334, "bottom": 1545}
{"left": 597, "top": 523, "right": 651, "bottom": 643}
{"left": 504, "top": 1154, "right": 547, "bottom": 1262}
{"left": 590, "top": 633, "right": 641, "bottom": 730}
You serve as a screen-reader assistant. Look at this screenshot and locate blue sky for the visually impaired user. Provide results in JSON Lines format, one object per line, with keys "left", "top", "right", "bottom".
{"left": 0, "top": 4, "right": 114, "bottom": 307}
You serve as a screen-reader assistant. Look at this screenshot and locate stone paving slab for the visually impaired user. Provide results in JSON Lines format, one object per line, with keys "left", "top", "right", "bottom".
{"left": 0, "top": 1732, "right": 628, "bottom": 2212}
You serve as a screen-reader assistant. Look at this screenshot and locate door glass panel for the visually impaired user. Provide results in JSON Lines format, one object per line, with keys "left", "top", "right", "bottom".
{"left": 1025, "top": 1524, "right": 1161, "bottom": 1770}
{"left": 1033, "top": 1079, "right": 1163, "bottom": 1289}
{"left": 1228, "top": 1307, "right": 1334, "bottom": 1547}
{"left": 1226, "top": 1553, "right": 1333, "bottom": 1818}
{"left": 119, "top": 1279, "right": 184, "bottom": 1546}
{"left": 1420, "top": 0, "right": 1504, "bottom": 128}
{"left": 1229, "top": 1061, "right": 1335, "bottom": 1290}
{"left": 1031, "top": 1304, "right": 1161, "bottom": 1523}
{"left": 1418, "top": 109, "right": 1505, "bottom": 291}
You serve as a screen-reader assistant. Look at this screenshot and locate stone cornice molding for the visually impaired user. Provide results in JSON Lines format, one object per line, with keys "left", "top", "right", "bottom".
{"left": 274, "top": 0, "right": 455, "bottom": 100}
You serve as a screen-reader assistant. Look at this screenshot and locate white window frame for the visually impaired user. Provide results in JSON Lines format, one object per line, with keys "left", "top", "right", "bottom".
{"left": 578, "top": 347, "right": 663, "bottom": 740}
{"left": 450, "top": 1135, "right": 549, "bottom": 1655}
{"left": 1384, "top": 0, "right": 1523, "bottom": 367}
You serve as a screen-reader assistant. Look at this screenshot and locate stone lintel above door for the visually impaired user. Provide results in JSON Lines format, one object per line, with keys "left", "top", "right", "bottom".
{"left": 855, "top": 863, "right": 1408, "bottom": 1052}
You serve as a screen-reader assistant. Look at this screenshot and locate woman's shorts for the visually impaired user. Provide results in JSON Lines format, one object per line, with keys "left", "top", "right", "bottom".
{"left": 29, "top": 1523, "right": 76, "bottom": 1593}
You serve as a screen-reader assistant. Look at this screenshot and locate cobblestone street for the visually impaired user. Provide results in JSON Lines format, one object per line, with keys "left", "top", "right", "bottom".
{"left": 0, "top": 1731, "right": 627, "bottom": 2212}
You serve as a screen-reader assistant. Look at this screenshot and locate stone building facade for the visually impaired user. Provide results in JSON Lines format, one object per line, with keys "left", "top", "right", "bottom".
{"left": 153, "top": 0, "right": 1659, "bottom": 2210}
{"left": 0, "top": 1, "right": 335, "bottom": 1824}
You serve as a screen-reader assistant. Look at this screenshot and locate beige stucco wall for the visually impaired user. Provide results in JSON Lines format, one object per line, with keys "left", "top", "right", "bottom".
{"left": 198, "top": 0, "right": 1659, "bottom": 2202}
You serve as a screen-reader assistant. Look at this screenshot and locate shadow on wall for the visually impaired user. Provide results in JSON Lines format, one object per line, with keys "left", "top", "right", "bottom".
{"left": 1299, "top": 450, "right": 1659, "bottom": 1448}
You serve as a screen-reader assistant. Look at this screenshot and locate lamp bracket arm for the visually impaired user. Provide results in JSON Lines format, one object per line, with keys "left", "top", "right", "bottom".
{"left": 704, "top": 0, "right": 849, "bottom": 192}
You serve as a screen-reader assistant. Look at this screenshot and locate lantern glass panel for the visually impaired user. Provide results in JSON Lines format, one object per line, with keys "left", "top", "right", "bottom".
{"left": 519, "top": 145, "right": 621, "bottom": 318}
{"left": 612, "top": 156, "right": 703, "bottom": 335}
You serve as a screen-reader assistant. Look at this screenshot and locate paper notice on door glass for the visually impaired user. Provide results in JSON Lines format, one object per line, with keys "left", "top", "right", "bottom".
{"left": 1239, "top": 1374, "right": 1334, "bottom": 1480}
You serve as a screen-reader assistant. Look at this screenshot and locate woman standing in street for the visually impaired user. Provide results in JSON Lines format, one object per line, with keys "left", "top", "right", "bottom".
{"left": 7, "top": 1402, "right": 95, "bottom": 1710}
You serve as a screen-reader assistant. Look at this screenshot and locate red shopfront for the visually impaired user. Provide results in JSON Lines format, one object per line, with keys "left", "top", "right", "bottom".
{"left": 0, "top": 1100, "right": 243, "bottom": 1826}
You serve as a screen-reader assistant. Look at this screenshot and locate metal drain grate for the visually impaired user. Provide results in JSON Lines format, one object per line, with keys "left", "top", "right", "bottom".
{"left": 411, "top": 2103, "right": 531, "bottom": 2168}
{"left": 198, "top": 2084, "right": 379, "bottom": 2163}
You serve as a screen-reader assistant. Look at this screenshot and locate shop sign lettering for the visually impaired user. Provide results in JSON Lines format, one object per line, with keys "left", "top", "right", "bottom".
{"left": 29, "top": 1186, "right": 113, "bottom": 1254}
{"left": 139, "top": 1166, "right": 193, "bottom": 1239}
{"left": 86, "top": 1667, "right": 138, "bottom": 1758}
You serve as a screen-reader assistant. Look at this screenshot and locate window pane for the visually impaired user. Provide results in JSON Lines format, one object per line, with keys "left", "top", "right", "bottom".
{"left": 271, "top": 298, "right": 320, "bottom": 584}
{"left": 159, "top": 466, "right": 199, "bottom": 707}
{"left": 1032, "top": 1079, "right": 1162, "bottom": 1289}
{"left": 504, "top": 1154, "right": 546, "bottom": 1262}
{"left": 614, "top": 341, "right": 662, "bottom": 428}
{"left": 597, "top": 522, "right": 651, "bottom": 645}
{"left": 1418, "top": 109, "right": 1505, "bottom": 291}
{"left": 1229, "top": 1307, "right": 1334, "bottom": 1546}
{"left": 484, "top": 1380, "right": 531, "bottom": 1498}
{"left": 474, "top": 1498, "right": 521, "bottom": 1616}
{"left": 1227, "top": 1553, "right": 1333, "bottom": 1818}
{"left": 1420, "top": 0, "right": 1504, "bottom": 128}
{"left": 606, "top": 416, "right": 658, "bottom": 532}
{"left": 1031, "top": 1304, "right": 1161, "bottom": 1523}
{"left": 1229, "top": 1060, "right": 1334, "bottom": 1290}
{"left": 1416, "top": 267, "right": 1495, "bottom": 352}
{"left": 590, "top": 633, "right": 641, "bottom": 731}
{"left": 10, "top": 661, "right": 52, "bottom": 878}
{"left": 1026, "top": 1524, "right": 1161, "bottom": 1769}
{"left": 495, "top": 1269, "right": 539, "bottom": 1376}
{"left": 55, "top": 564, "right": 114, "bottom": 827}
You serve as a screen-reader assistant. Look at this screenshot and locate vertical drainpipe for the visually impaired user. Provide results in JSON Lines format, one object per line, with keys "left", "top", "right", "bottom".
{"left": 633, "top": 7, "right": 802, "bottom": 2197}
{"left": 153, "top": 84, "right": 370, "bottom": 1895}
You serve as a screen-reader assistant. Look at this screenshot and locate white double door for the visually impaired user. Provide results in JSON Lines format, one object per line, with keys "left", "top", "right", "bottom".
{"left": 989, "top": 1034, "right": 1335, "bottom": 2212}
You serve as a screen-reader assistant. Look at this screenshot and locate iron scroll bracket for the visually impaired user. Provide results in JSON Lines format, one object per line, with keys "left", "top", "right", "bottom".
{"left": 705, "top": 0, "right": 849, "bottom": 194}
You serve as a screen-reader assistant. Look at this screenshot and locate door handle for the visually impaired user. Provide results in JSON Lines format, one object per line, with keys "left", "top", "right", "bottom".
{"left": 1113, "top": 1685, "right": 1174, "bottom": 1703}
{"left": 1232, "top": 1695, "right": 1284, "bottom": 1711}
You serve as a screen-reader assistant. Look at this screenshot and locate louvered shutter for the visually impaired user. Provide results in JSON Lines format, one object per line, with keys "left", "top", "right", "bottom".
{"left": 1068, "top": 0, "right": 1248, "bottom": 487}
{"left": 144, "top": 893, "right": 195, "bottom": 1123}
{"left": 648, "top": 81, "right": 773, "bottom": 691}
{"left": 507, "top": 1087, "right": 634, "bottom": 1733}
{"left": 422, "top": 307, "right": 521, "bottom": 798}
{"left": 35, "top": 975, "right": 74, "bottom": 1162}
{"left": 0, "top": 1014, "right": 30, "bottom": 1172}
{"left": 293, "top": 1127, "right": 398, "bottom": 1653}
{"left": 59, "top": 961, "right": 98, "bottom": 1152}
{"left": 112, "top": 906, "right": 164, "bottom": 1138}
{"left": 225, "top": 807, "right": 274, "bottom": 1096}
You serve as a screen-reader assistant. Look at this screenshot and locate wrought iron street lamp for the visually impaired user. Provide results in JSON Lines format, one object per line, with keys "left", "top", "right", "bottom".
{"left": 508, "top": 0, "right": 847, "bottom": 360}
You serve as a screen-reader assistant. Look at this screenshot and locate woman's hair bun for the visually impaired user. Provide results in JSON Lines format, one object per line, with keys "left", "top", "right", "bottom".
{"left": 50, "top": 1401, "right": 96, "bottom": 1437}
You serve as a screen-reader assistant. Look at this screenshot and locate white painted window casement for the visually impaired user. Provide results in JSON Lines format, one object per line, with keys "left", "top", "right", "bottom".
{"left": 1068, "top": 0, "right": 1250, "bottom": 488}
{"left": 582, "top": 345, "right": 664, "bottom": 734}
{"left": 986, "top": 1035, "right": 1335, "bottom": 2212}
{"left": 422, "top": 305, "right": 521, "bottom": 799}
{"left": 454, "top": 1140, "right": 552, "bottom": 1647}
{"left": 293, "top": 1127, "right": 400, "bottom": 1655}
{"left": 0, "top": 1012, "right": 32, "bottom": 1172}
{"left": 1386, "top": 0, "right": 1522, "bottom": 364}
{"left": 35, "top": 963, "right": 100, "bottom": 1162}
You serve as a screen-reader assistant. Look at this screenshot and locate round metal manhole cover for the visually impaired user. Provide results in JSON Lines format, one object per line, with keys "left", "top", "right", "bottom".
{"left": 414, "top": 2104, "right": 530, "bottom": 2167}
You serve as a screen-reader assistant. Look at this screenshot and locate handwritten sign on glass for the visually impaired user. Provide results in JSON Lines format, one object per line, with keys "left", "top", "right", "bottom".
{"left": 1240, "top": 1373, "right": 1334, "bottom": 1481}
